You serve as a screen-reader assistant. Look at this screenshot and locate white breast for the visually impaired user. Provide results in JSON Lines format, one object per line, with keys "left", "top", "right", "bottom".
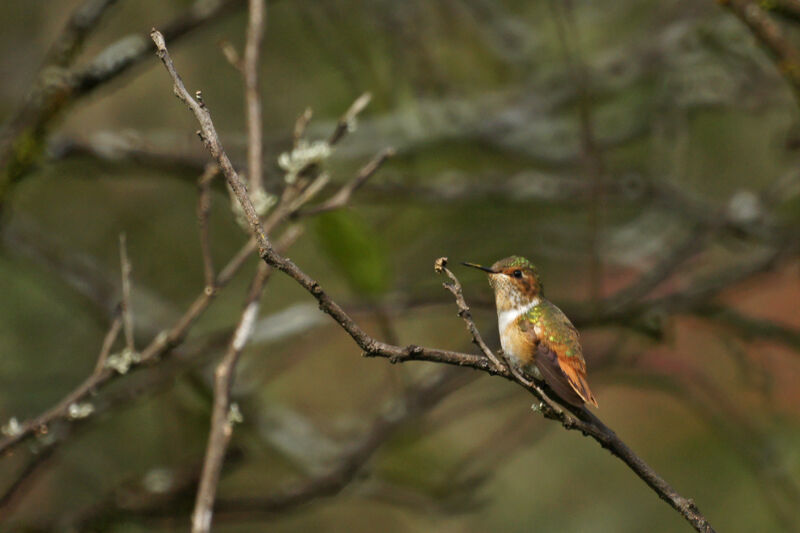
{"left": 497, "top": 298, "right": 539, "bottom": 357}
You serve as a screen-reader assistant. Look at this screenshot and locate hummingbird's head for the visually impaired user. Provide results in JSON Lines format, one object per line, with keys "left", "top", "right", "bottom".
{"left": 463, "top": 256, "right": 543, "bottom": 311}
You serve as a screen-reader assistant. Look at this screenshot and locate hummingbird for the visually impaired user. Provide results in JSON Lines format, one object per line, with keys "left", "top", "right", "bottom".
{"left": 463, "top": 256, "right": 598, "bottom": 408}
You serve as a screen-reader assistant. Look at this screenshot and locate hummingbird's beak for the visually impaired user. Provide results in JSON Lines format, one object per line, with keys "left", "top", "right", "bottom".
{"left": 461, "top": 262, "right": 496, "bottom": 274}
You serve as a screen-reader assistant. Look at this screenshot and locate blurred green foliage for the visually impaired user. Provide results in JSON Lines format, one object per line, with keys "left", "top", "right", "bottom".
{"left": 313, "top": 210, "right": 391, "bottom": 298}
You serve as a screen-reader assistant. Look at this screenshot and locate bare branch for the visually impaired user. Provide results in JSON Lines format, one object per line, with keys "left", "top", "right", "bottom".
{"left": 118, "top": 233, "right": 135, "bottom": 352}
{"left": 57, "top": 369, "right": 468, "bottom": 530}
{"left": 293, "top": 107, "right": 313, "bottom": 148}
{"left": 150, "top": 30, "right": 265, "bottom": 244}
{"left": 0, "top": 443, "right": 58, "bottom": 516}
{"left": 299, "top": 148, "right": 394, "bottom": 217}
{"left": 0, "top": 225, "right": 298, "bottom": 458}
{"left": 94, "top": 313, "right": 123, "bottom": 374}
{"left": 197, "top": 164, "right": 219, "bottom": 288}
{"left": 0, "top": 309, "right": 126, "bottom": 462}
{"left": 1, "top": 215, "right": 180, "bottom": 337}
{"left": 0, "top": 322, "right": 244, "bottom": 520}
{"left": 210, "top": 369, "right": 467, "bottom": 518}
{"left": 149, "top": 30, "right": 716, "bottom": 533}
{"left": 191, "top": 262, "right": 271, "bottom": 533}
{"left": 435, "top": 258, "right": 506, "bottom": 371}
{"left": 244, "top": 0, "right": 266, "bottom": 191}
{"left": 601, "top": 222, "right": 711, "bottom": 313}
{"left": 721, "top": 0, "right": 800, "bottom": 100}
{"left": 219, "top": 39, "right": 243, "bottom": 71}
{"left": 44, "top": 0, "right": 121, "bottom": 68}
{"left": 436, "top": 258, "right": 569, "bottom": 418}
{"left": 328, "top": 92, "right": 372, "bottom": 146}
{"left": 0, "top": 0, "right": 246, "bottom": 203}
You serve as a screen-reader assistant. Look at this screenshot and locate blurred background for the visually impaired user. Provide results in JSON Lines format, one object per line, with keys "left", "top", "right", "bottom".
{"left": 1, "top": 0, "right": 799, "bottom": 531}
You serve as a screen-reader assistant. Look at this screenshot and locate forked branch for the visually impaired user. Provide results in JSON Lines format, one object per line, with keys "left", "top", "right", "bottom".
{"left": 150, "top": 29, "right": 716, "bottom": 533}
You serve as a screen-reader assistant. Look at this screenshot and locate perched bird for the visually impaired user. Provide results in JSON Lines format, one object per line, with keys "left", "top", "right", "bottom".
{"left": 463, "top": 256, "right": 598, "bottom": 408}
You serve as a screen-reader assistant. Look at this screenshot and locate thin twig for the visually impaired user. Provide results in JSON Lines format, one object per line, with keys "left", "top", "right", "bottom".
{"left": 0, "top": 229, "right": 302, "bottom": 522}
{"left": 293, "top": 107, "right": 313, "bottom": 148}
{"left": 219, "top": 39, "right": 242, "bottom": 71}
{"left": 0, "top": 226, "right": 299, "bottom": 458}
{"left": 0, "top": 0, "right": 246, "bottom": 202}
{"left": 0, "top": 304, "right": 125, "bottom": 463}
{"left": 191, "top": 261, "right": 271, "bottom": 533}
{"left": 328, "top": 92, "right": 372, "bottom": 145}
{"left": 210, "top": 370, "right": 467, "bottom": 517}
{"left": 197, "top": 163, "right": 219, "bottom": 288}
{"left": 601, "top": 221, "right": 711, "bottom": 313}
{"left": 299, "top": 148, "right": 395, "bottom": 217}
{"left": 151, "top": 30, "right": 263, "bottom": 243}
{"left": 43, "top": 0, "right": 121, "bottom": 68}
{"left": 434, "top": 258, "right": 506, "bottom": 371}
{"left": 0, "top": 443, "right": 58, "bottom": 515}
{"left": 58, "top": 369, "right": 467, "bottom": 530}
{"left": 721, "top": 0, "right": 800, "bottom": 100}
{"left": 435, "top": 258, "right": 564, "bottom": 416}
{"left": 94, "top": 312, "right": 123, "bottom": 374}
{"left": 0, "top": 323, "right": 240, "bottom": 520}
{"left": 119, "top": 233, "right": 135, "bottom": 352}
{"left": 0, "top": 120, "right": 382, "bottom": 498}
{"left": 286, "top": 172, "right": 330, "bottom": 212}
{"left": 150, "top": 30, "right": 717, "bottom": 533}
{"left": 243, "top": 0, "right": 266, "bottom": 191}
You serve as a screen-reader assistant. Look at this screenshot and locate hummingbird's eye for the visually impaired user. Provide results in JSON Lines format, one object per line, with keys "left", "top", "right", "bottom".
{"left": 512, "top": 269, "right": 523, "bottom": 279}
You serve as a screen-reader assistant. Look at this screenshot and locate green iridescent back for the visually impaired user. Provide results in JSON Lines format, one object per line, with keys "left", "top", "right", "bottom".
{"left": 521, "top": 300, "right": 582, "bottom": 359}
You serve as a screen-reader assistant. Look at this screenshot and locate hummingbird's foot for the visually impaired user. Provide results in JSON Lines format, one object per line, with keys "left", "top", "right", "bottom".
{"left": 505, "top": 356, "right": 528, "bottom": 376}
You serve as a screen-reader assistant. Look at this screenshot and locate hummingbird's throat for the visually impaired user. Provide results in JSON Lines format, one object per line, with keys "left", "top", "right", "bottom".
{"left": 489, "top": 273, "right": 537, "bottom": 311}
{"left": 497, "top": 299, "right": 540, "bottom": 335}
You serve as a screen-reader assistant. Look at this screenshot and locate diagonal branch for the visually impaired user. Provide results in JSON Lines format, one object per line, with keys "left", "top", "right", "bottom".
{"left": 298, "top": 147, "right": 394, "bottom": 217}
{"left": 0, "top": 95, "right": 382, "bottom": 515}
{"left": 43, "top": 0, "right": 121, "bottom": 68}
{"left": 0, "top": 227, "right": 296, "bottom": 457}
{"left": 191, "top": 261, "right": 271, "bottom": 533}
{"left": 210, "top": 369, "right": 469, "bottom": 519}
{"left": 720, "top": 0, "right": 800, "bottom": 100}
{"left": 435, "top": 257, "right": 505, "bottom": 370}
{"left": 0, "top": 301, "right": 123, "bottom": 473}
{"left": 58, "top": 368, "right": 469, "bottom": 530}
{"left": 0, "top": 0, "right": 246, "bottom": 203}
{"left": 328, "top": 92, "right": 372, "bottom": 146}
{"left": 150, "top": 29, "right": 716, "bottom": 533}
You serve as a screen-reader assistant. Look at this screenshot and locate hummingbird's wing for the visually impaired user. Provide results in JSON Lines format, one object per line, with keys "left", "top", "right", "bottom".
{"left": 535, "top": 344, "right": 587, "bottom": 407}
{"left": 532, "top": 302, "right": 598, "bottom": 408}
{"left": 539, "top": 342, "right": 598, "bottom": 408}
